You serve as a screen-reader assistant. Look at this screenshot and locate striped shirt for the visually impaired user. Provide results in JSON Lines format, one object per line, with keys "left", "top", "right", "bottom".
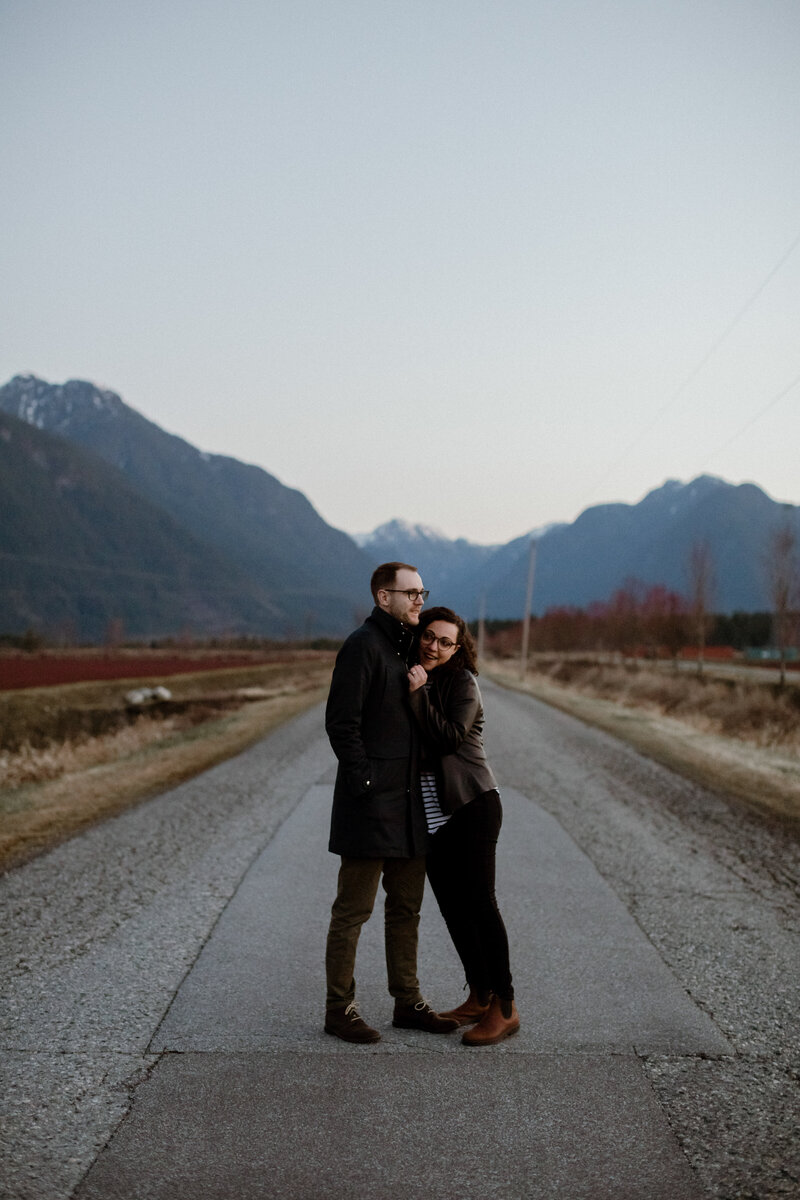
{"left": 421, "top": 771, "right": 450, "bottom": 834}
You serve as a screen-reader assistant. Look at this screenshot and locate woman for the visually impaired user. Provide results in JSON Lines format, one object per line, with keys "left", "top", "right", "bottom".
{"left": 407, "top": 606, "right": 519, "bottom": 1046}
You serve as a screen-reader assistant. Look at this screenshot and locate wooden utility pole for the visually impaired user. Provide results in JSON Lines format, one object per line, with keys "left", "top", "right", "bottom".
{"left": 520, "top": 539, "right": 537, "bottom": 678}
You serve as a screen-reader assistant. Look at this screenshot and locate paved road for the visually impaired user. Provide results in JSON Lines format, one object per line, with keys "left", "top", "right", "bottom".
{"left": 1, "top": 684, "right": 798, "bottom": 1198}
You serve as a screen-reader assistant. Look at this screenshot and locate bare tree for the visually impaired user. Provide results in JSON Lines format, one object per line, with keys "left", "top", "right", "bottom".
{"left": 641, "top": 584, "right": 688, "bottom": 666}
{"left": 688, "top": 540, "right": 715, "bottom": 677}
{"left": 606, "top": 578, "right": 645, "bottom": 662}
{"left": 767, "top": 520, "right": 799, "bottom": 688}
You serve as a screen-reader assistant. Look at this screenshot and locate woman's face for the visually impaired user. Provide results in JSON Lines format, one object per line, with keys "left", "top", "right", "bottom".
{"left": 418, "top": 620, "right": 460, "bottom": 672}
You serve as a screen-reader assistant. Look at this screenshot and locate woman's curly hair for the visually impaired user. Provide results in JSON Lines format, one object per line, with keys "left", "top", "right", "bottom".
{"left": 416, "top": 605, "right": 479, "bottom": 675}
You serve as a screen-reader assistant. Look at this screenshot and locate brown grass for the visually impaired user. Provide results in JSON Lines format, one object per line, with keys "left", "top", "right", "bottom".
{"left": 487, "top": 657, "right": 800, "bottom": 828}
{"left": 539, "top": 658, "right": 800, "bottom": 750}
{"left": 0, "top": 655, "right": 333, "bottom": 872}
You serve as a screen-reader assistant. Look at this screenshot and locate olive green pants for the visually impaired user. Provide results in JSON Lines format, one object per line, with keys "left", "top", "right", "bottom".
{"left": 325, "top": 855, "right": 427, "bottom": 1011}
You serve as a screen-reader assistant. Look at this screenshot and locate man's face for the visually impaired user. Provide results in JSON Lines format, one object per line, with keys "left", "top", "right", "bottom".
{"left": 377, "top": 568, "right": 425, "bottom": 626}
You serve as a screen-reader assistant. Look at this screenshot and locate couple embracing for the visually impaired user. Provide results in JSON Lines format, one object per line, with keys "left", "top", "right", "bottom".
{"left": 324, "top": 561, "right": 519, "bottom": 1047}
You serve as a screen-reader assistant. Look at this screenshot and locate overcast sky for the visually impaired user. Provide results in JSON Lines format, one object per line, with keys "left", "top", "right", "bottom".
{"left": 2, "top": 0, "right": 799, "bottom": 543}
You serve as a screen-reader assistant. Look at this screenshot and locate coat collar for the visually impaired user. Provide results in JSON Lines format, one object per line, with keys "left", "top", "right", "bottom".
{"left": 367, "top": 605, "right": 415, "bottom": 659}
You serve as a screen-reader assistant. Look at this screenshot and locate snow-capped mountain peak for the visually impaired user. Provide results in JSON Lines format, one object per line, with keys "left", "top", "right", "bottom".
{"left": 0, "top": 374, "right": 124, "bottom": 430}
{"left": 354, "top": 518, "right": 450, "bottom": 548}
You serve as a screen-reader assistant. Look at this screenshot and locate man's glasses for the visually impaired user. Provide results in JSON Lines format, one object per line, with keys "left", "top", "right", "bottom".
{"left": 383, "top": 589, "right": 430, "bottom": 602}
{"left": 420, "top": 630, "right": 458, "bottom": 650}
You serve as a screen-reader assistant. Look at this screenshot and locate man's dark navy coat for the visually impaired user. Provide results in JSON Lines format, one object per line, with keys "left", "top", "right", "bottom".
{"left": 325, "top": 606, "right": 428, "bottom": 858}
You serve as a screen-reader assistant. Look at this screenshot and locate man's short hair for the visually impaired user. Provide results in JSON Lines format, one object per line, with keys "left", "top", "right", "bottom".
{"left": 370, "top": 561, "right": 418, "bottom": 603}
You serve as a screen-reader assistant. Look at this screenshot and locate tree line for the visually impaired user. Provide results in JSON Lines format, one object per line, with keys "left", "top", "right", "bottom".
{"left": 484, "top": 595, "right": 773, "bottom": 657}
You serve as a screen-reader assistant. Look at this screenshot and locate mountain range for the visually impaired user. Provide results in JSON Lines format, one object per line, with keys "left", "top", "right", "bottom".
{"left": 1, "top": 374, "right": 797, "bottom": 641}
{"left": 359, "top": 478, "right": 799, "bottom": 620}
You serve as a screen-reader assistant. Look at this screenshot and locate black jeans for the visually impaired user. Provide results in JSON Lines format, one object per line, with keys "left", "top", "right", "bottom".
{"left": 426, "top": 789, "right": 513, "bottom": 1001}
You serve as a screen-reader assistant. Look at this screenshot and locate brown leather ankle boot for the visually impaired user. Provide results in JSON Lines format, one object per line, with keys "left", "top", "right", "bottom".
{"left": 439, "top": 990, "right": 492, "bottom": 1027}
{"left": 461, "top": 996, "right": 520, "bottom": 1046}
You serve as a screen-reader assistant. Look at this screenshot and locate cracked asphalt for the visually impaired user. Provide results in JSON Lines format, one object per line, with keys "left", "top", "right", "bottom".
{"left": 1, "top": 683, "right": 798, "bottom": 1198}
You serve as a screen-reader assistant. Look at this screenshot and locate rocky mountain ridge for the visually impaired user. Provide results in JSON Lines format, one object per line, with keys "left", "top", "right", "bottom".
{"left": 360, "top": 476, "right": 798, "bottom": 618}
{"left": 2, "top": 373, "right": 797, "bottom": 638}
{"left": 1, "top": 374, "right": 372, "bottom": 638}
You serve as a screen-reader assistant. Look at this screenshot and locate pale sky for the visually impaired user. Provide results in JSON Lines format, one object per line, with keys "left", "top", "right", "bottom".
{"left": 2, "top": 0, "right": 799, "bottom": 544}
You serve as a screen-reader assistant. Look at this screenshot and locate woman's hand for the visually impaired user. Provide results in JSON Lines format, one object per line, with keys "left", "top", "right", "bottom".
{"left": 407, "top": 665, "right": 428, "bottom": 693}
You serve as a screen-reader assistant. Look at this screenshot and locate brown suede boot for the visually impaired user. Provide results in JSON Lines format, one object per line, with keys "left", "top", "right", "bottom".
{"left": 392, "top": 999, "right": 459, "bottom": 1034}
{"left": 461, "top": 996, "right": 520, "bottom": 1046}
{"left": 439, "top": 990, "right": 492, "bottom": 1027}
{"left": 324, "top": 1002, "right": 381, "bottom": 1044}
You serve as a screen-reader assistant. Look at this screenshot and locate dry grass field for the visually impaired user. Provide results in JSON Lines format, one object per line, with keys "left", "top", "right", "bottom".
{"left": 488, "top": 656, "right": 800, "bottom": 827}
{"left": 0, "top": 652, "right": 334, "bottom": 872}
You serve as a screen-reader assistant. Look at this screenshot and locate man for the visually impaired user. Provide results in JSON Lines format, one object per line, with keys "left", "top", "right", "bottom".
{"left": 324, "top": 562, "right": 459, "bottom": 1043}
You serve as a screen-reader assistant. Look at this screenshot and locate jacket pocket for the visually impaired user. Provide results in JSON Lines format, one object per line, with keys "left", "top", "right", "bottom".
{"left": 364, "top": 756, "right": 408, "bottom": 802}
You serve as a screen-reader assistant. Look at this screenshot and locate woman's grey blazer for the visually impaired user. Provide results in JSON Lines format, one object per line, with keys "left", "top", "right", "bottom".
{"left": 408, "top": 667, "right": 498, "bottom": 815}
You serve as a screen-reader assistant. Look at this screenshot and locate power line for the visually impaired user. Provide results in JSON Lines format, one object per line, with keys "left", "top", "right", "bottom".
{"left": 697, "top": 369, "right": 800, "bottom": 470}
{"left": 575, "top": 226, "right": 800, "bottom": 507}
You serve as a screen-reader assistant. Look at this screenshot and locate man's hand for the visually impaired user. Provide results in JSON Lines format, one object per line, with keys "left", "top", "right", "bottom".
{"left": 407, "top": 665, "right": 428, "bottom": 693}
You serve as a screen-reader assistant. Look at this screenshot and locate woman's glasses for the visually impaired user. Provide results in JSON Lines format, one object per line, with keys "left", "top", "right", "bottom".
{"left": 420, "top": 630, "right": 458, "bottom": 650}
